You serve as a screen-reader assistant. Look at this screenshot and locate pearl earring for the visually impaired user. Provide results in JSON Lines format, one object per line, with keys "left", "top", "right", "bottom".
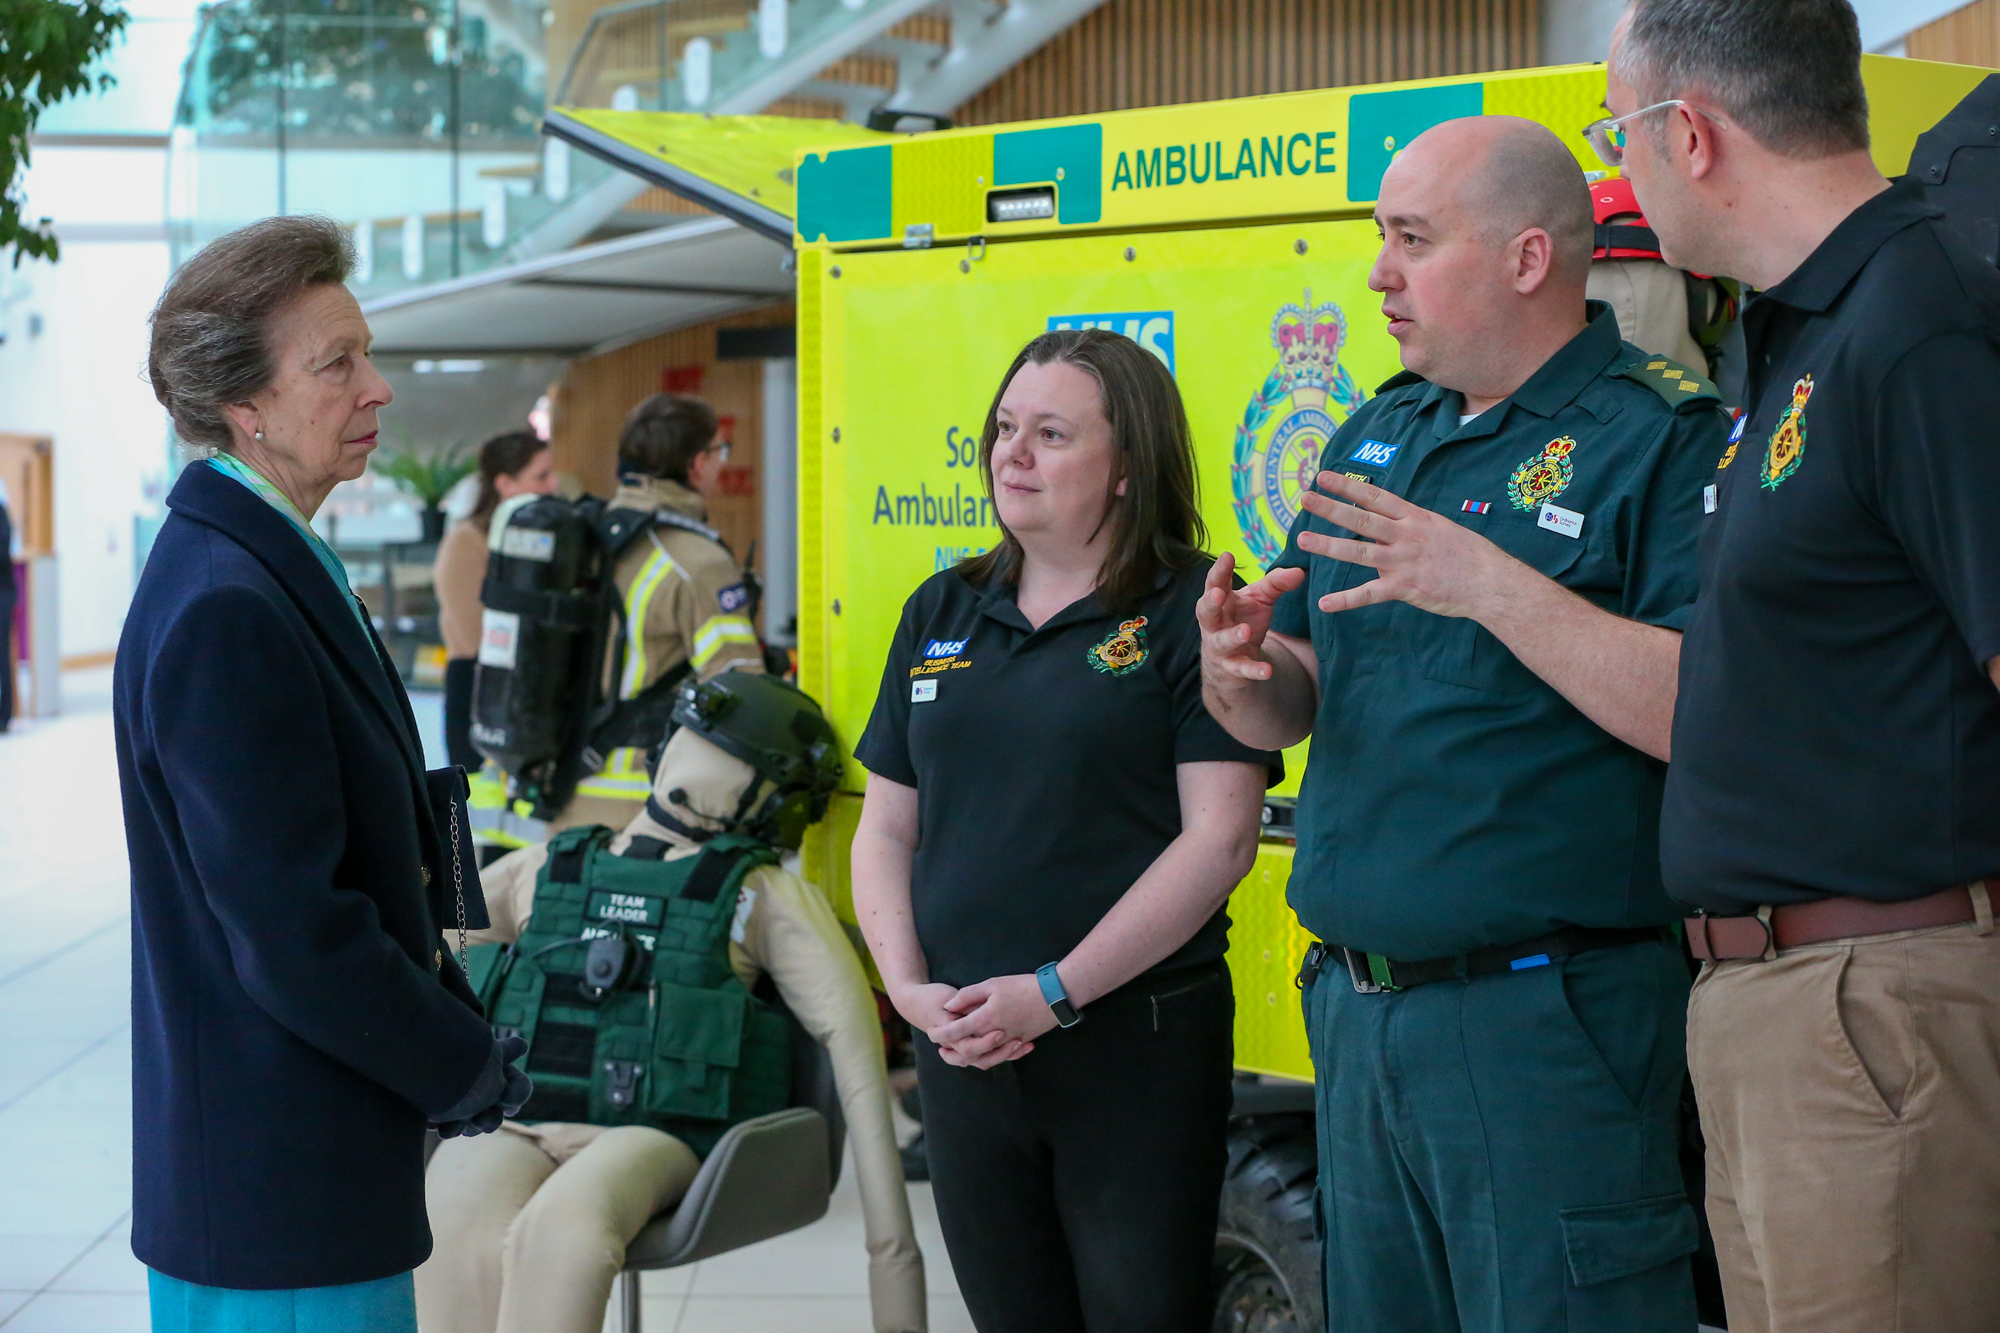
{"left": 254, "top": 430, "right": 265, "bottom": 440}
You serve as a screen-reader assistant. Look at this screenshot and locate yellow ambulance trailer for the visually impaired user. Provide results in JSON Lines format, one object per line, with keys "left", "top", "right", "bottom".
{"left": 547, "top": 57, "right": 1991, "bottom": 1328}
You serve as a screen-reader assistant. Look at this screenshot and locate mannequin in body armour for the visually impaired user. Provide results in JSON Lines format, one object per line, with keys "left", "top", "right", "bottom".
{"left": 417, "top": 675, "right": 924, "bottom": 1333}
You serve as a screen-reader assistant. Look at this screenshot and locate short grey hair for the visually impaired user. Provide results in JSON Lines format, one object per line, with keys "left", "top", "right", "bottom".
{"left": 1469, "top": 120, "right": 1594, "bottom": 274}
{"left": 1615, "top": 0, "right": 1870, "bottom": 160}
{"left": 147, "top": 215, "right": 355, "bottom": 453}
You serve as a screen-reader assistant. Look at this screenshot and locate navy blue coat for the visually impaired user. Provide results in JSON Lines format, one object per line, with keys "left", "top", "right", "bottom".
{"left": 116, "top": 463, "right": 494, "bottom": 1288}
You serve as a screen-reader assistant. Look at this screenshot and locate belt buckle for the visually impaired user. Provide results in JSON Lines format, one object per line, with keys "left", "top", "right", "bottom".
{"left": 1341, "top": 947, "right": 1399, "bottom": 994}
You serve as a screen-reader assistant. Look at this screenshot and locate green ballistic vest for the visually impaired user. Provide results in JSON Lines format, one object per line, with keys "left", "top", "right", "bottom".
{"left": 463, "top": 825, "right": 794, "bottom": 1156}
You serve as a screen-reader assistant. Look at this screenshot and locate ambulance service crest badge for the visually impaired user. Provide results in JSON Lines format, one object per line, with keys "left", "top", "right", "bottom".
{"left": 1232, "top": 291, "right": 1367, "bottom": 565}
{"left": 1089, "top": 617, "right": 1149, "bottom": 675}
{"left": 1762, "top": 374, "right": 1813, "bottom": 490}
{"left": 1507, "top": 436, "right": 1577, "bottom": 511}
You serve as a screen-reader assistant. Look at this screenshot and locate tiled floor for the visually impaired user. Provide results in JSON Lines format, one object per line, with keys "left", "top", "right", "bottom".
{"left": 0, "top": 671, "right": 974, "bottom": 1332}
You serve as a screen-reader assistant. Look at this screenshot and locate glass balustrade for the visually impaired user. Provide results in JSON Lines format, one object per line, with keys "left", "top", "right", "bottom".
{"left": 554, "top": 0, "right": 906, "bottom": 116}
{"left": 167, "top": 0, "right": 912, "bottom": 295}
{"left": 168, "top": 0, "right": 555, "bottom": 299}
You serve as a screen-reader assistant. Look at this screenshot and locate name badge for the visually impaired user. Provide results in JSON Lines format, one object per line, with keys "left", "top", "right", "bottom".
{"left": 1703, "top": 484, "right": 1718, "bottom": 514}
{"left": 911, "top": 679, "right": 938, "bottom": 703}
{"left": 1537, "top": 503, "right": 1584, "bottom": 540}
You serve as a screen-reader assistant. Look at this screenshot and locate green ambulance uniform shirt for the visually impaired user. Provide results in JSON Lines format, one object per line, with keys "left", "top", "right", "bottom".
{"left": 1268, "top": 302, "right": 1728, "bottom": 960}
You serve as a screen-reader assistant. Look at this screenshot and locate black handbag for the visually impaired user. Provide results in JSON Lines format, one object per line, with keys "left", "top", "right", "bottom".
{"left": 425, "top": 764, "right": 492, "bottom": 950}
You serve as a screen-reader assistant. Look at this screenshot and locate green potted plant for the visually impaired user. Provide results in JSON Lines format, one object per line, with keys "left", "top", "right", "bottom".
{"left": 375, "top": 442, "right": 476, "bottom": 542}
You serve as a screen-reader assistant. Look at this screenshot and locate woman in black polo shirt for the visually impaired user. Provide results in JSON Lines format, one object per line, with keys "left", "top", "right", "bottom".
{"left": 853, "top": 327, "right": 1279, "bottom": 1333}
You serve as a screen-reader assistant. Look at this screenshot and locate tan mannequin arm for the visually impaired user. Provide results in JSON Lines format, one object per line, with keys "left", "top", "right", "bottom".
{"left": 465, "top": 844, "right": 547, "bottom": 947}
{"left": 738, "top": 864, "right": 926, "bottom": 1333}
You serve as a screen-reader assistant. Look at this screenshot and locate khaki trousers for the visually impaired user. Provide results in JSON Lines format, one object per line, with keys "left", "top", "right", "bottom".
{"left": 415, "top": 1124, "right": 700, "bottom": 1333}
{"left": 1687, "top": 917, "right": 2000, "bottom": 1333}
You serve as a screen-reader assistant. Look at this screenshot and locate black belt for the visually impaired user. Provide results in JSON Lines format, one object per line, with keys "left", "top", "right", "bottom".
{"left": 1296, "top": 925, "right": 1672, "bottom": 995}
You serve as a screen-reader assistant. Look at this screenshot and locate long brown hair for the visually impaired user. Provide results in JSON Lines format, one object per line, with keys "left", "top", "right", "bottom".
{"left": 469, "top": 430, "right": 548, "bottom": 533}
{"left": 959, "top": 327, "right": 1207, "bottom": 611}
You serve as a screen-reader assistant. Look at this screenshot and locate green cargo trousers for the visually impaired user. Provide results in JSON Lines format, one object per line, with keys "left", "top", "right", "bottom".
{"left": 1304, "top": 938, "right": 1699, "bottom": 1332}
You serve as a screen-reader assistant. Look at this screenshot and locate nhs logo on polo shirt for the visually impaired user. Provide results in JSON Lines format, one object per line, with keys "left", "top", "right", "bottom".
{"left": 1348, "top": 438, "right": 1402, "bottom": 470}
{"left": 924, "top": 639, "right": 967, "bottom": 658}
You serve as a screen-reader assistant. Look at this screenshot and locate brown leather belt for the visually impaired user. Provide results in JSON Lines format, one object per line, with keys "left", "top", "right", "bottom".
{"left": 1685, "top": 883, "right": 1983, "bottom": 961}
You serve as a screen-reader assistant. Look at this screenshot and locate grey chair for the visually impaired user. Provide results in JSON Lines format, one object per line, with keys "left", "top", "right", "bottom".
{"left": 613, "top": 1023, "right": 848, "bottom": 1333}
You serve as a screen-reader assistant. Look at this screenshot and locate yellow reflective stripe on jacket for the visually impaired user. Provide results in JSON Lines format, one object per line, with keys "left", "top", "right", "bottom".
{"left": 691, "top": 614, "right": 759, "bottom": 671}
{"left": 573, "top": 745, "right": 654, "bottom": 800}
{"left": 465, "top": 764, "right": 548, "bottom": 848}
{"left": 620, "top": 547, "right": 679, "bottom": 699}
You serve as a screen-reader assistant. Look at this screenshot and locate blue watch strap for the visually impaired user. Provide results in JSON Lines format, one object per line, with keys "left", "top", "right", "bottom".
{"left": 1037, "top": 962, "right": 1082, "bottom": 1028}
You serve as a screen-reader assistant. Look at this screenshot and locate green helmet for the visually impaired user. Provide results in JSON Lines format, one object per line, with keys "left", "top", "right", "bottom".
{"left": 666, "top": 670, "right": 845, "bottom": 850}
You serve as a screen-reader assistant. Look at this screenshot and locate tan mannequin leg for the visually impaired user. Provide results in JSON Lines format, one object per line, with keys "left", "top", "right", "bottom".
{"left": 494, "top": 1126, "right": 701, "bottom": 1333}
{"left": 418, "top": 1130, "right": 559, "bottom": 1333}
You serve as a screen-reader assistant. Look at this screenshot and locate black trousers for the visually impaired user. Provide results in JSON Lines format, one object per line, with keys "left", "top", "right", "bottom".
{"left": 0, "top": 591, "right": 15, "bottom": 730}
{"left": 915, "top": 961, "right": 1234, "bottom": 1333}
{"left": 442, "top": 657, "right": 480, "bottom": 772}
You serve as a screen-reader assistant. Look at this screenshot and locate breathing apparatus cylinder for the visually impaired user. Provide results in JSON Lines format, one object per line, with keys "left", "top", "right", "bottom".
{"left": 470, "top": 493, "right": 614, "bottom": 818}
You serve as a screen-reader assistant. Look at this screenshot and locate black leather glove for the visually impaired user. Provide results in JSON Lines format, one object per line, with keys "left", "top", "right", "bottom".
{"left": 433, "top": 1035, "right": 533, "bottom": 1139}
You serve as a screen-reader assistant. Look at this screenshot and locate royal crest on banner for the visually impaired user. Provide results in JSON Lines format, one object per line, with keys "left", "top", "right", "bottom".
{"left": 1231, "top": 290, "right": 1367, "bottom": 566}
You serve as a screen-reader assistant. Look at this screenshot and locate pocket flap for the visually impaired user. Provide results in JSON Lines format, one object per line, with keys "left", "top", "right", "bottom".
{"left": 653, "top": 982, "right": 748, "bottom": 1070}
{"left": 1558, "top": 1193, "right": 1698, "bottom": 1288}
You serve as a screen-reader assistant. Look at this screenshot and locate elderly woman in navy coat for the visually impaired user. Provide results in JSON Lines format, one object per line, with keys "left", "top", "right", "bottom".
{"left": 118, "top": 216, "right": 530, "bottom": 1333}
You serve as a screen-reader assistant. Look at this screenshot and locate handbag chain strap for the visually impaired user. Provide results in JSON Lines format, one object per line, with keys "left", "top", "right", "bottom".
{"left": 451, "top": 796, "right": 468, "bottom": 973}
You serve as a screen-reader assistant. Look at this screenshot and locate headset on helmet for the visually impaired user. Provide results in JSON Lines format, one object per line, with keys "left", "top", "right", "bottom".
{"left": 662, "top": 670, "right": 845, "bottom": 850}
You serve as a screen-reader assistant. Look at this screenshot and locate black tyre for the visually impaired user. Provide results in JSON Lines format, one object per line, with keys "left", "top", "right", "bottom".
{"left": 1213, "top": 1117, "right": 1323, "bottom": 1333}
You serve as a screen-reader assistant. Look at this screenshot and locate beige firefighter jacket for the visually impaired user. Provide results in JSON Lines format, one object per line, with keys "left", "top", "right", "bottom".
{"left": 562, "top": 477, "right": 764, "bottom": 820}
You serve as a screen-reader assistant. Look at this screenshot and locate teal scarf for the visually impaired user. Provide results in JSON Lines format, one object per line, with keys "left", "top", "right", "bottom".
{"left": 207, "top": 453, "right": 371, "bottom": 634}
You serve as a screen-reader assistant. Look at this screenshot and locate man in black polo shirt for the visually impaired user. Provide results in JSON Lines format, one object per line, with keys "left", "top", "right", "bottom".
{"left": 1608, "top": 3, "right": 2000, "bottom": 1328}
{"left": 1201, "top": 116, "right": 1727, "bottom": 1330}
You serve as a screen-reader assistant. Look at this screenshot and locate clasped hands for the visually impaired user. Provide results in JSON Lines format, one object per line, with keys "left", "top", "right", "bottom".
{"left": 895, "top": 974, "right": 1059, "bottom": 1071}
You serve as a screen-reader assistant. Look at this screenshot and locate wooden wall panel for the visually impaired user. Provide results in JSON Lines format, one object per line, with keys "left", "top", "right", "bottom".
{"left": 1908, "top": 0, "right": 2000, "bottom": 68}
{"left": 549, "top": 304, "right": 795, "bottom": 563}
{"left": 953, "top": 0, "right": 1540, "bottom": 127}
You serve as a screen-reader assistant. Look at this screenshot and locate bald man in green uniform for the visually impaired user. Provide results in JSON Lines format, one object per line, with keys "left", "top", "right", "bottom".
{"left": 1199, "top": 116, "right": 1728, "bottom": 1330}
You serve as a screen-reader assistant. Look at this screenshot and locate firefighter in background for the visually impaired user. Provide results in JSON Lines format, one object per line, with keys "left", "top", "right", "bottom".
{"left": 468, "top": 394, "right": 767, "bottom": 855}
{"left": 558, "top": 393, "right": 765, "bottom": 831}
{"left": 1584, "top": 176, "right": 1735, "bottom": 378}
{"left": 418, "top": 672, "right": 925, "bottom": 1333}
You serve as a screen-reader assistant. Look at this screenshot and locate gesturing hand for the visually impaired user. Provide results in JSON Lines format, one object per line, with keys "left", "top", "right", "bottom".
{"left": 1297, "top": 471, "right": 1523, "bottom": 620}
{"left": 929, "top": 974, "right": 1053, "bottom": 1070}
{"left": 1196, "top": 552, "right": 1307, "bottom": 687}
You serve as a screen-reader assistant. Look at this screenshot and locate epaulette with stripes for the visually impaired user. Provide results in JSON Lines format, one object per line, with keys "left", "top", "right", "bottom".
{"left": 1613, "top": 356, "right": 1721, "bottom": 410}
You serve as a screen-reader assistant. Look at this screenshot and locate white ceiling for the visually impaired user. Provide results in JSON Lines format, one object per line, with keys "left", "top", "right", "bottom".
{"left": 358, "top": 216, "right": 793, "bottom": 357}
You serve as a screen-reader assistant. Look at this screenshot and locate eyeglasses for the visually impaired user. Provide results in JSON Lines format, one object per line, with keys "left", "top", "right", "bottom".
{"left": 1582, "top": 99, "right": 1728, "bottom": 168}
{"left": 709, "top": 440, "right": 731, "bottom": 465}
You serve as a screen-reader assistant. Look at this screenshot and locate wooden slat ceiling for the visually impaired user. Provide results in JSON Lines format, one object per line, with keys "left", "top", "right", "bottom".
{"left": 953, "top": 0, "right": 1540, "bottom": 127}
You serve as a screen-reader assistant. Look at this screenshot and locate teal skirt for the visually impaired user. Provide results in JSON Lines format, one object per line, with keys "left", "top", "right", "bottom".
{"left": 148, "top": 1269, "right": 417, "bottom": 1333}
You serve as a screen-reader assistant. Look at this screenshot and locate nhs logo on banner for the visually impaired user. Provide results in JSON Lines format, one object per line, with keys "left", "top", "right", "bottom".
{"left": 1048, "top": 311, "right": 1175, "bottom": 372}
{"left": 1348, "top": 438, "right": 1401, "bottom": 469}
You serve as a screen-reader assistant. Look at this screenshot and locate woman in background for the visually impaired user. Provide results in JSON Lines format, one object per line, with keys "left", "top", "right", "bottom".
{"left": 433, "top": 431, "right": 556, "bottom": 770}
